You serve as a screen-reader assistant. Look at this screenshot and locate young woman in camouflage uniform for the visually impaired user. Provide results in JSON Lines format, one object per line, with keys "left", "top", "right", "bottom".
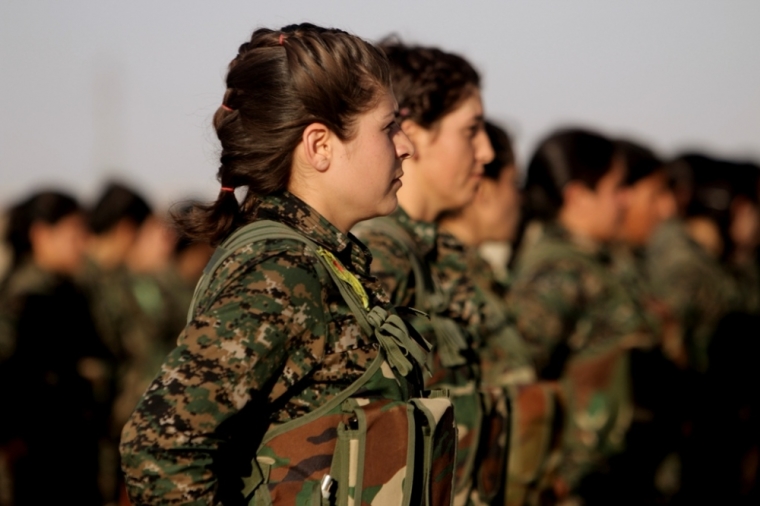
{"left": 120, "top": 24, "right": 457, "bottom": 506}
{"left": 353, "top": 42, "right": 501, "bottom": 506}
{"left": 439, "top": 121, "right": 550, "bottom": 506}
{"left": 0, "top": 191, "right": 107, "bottom": 505}
{"left": 509, "top": 129, "right": 648, "bottom": 504}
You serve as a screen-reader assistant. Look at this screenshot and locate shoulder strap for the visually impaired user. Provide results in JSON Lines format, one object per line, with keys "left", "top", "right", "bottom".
{"left": 356, "top": 218, "right": 469, "bottom": 367}
{"left": 188, "top": 221, "right": 365, "bottom": 329}
{"left": 355, "top": 217, "right": 439, "bottom": 311}
{"left": 188, "top": 220, "right": 428, "bottom": 378}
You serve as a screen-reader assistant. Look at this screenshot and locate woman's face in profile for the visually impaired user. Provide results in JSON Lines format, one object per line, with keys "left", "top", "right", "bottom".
{"left": 330, "top": 89, "right": 414, "bottom": 222}
{"left": 412, "top": 89, "right": 495, "bottom": 214}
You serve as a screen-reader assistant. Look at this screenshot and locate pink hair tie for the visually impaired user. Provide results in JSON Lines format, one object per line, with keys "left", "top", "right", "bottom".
{"left": 221, "top": 104, "right": 233, "bottom": 112}
{"left": 279, "top": 33, "right": 285, "bottom": 45}
{"left": 220, "top": 186, "right": 235, "bottom": 193}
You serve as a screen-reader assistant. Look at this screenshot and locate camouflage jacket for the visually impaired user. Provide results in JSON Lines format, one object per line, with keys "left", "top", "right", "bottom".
{"left": 728, "top": 259, "right": 760, "bottom": 315}
{"left": 509, "top": 223, "right": 645, "bottom": 489}
{"left": 120, "top": 193, "right": 429, "bottom": 505}
{"left": 355, "top": 210, "right": 487, "bottom": 504}
{"left": 461, "top": 244, "right": 535, "bottom": 387}
{"left": 646, "top": 219, "right": 741, "bottom": 373}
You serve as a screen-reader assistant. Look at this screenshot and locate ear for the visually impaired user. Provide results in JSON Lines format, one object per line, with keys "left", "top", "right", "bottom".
{"left": 301, "top": 122, "right": 333, "bottom": 172}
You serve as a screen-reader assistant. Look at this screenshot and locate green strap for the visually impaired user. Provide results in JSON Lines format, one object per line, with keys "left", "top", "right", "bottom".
{"left": 188, "top": 220, "right": 427, "bottom": 376}
{"left": 356, "top": 218, "right": 468, "bottom": 365}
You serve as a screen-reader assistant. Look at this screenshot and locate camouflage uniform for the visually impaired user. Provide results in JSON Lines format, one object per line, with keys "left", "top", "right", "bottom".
{"left": 728, "top": 260, "right": 760, "bottom": 315}
{"left": 509, "top": 223, "right": 645, "bottom": 494}
{"left": 78, "top": 259, "right": 134, "bottom": 364}
{"left": 111, "top": 268, "right": 192, "bottom": 433}
{"left": 0, "top": 261, "right": 106, "bottom": 504}
{"left": 646, "top": 219, "right": 741, "bottom": 373}
{"left": 120, "top": 193, "right": 454, "bottom": 506}
{"left": 355, "top": 210, "right": 493, "bottom": 506}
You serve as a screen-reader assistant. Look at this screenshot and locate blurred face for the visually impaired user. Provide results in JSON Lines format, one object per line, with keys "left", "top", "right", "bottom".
{"left": 333, "top": 89, "right": 413, "bottom": 221}
{"left": 473, "top": 165, "right": 522, "bottom": 243}
{"left": 31, "top": 213, "right": 88, "bottom": 275}
{"left": 730, "top": 198, "right": 760, "bottom": 253}
{"left": 127, "top": 216, "right": 177, "bottom": 273}
{"left": 563, "top": 161, "right": 627, "bottom": 242}
{"left": 410, "top": 89, "right": 495, "bottom": 214}
{"left": 619, "top": 171, "right": 676, "bottom": 246}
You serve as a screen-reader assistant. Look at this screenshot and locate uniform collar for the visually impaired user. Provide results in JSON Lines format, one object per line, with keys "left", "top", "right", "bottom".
{"left": 391, "top": 206, "right": 438, "bottom": 258}
{"left": 253, "top": 192, "right": 373, "bottom": 275}
{"left": 545, "top": 222, "right": 611, "bottom": 263}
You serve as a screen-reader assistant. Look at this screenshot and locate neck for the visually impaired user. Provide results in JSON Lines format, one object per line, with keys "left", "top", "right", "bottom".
{"left": 439, "top": 213, "right": 481, "bottom": 247}
{"left": 686, "top": 217, "right": 723, "bottom": 258}
{"left": 87, "top": 236, "right": 125, "bottom": 270}
{"left": 558, "top": 207, "right": 600, "bottom": 243}
{"left": 287, "top": 187, "right": 353, "bottom": 234}
{"left": 397, "top": 176, "right": 440, "bottom": 223}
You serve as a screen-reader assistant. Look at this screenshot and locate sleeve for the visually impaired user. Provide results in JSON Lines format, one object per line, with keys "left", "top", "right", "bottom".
{"left": 357, "top": 229, "right": 416, "bottom": 308}
{"left": 509, "top": 264, "right": 583, "bottom": 378}
{"left": 119, "top": 248, "right": 328, "bottom": 506}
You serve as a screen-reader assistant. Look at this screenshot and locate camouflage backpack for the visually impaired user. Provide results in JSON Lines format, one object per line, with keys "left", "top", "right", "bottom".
{"left": 189, "top": 220, "right": 457, "bottom": 506}
{"left": 354, "top": 218, "right": 508, "bottom": 506}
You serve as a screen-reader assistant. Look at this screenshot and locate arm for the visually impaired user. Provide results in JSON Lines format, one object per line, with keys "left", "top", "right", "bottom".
{"left": 509, "top": 265, "right": 582, "bottom": 379}
{"left": 120, "top": 247, "right": 327, "bottom": 505}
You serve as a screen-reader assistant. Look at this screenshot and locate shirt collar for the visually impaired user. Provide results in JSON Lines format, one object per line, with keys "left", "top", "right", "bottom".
{"left": 545, "top": 222, "right": 610, "bottom": 263}
{"left": 252, "top": 191, "right": 373, "bottom": 275}
{"left": 391, "top": 206, "right": 438, "bottom": 258}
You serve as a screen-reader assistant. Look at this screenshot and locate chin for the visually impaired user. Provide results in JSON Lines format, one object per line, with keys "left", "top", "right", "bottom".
{"left": 375, "top": 196, "right": 399, "bottom": 217}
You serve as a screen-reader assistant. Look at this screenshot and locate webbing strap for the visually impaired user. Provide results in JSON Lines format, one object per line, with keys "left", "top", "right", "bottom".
{"left": 355, "top": 217, "right": 468, "bottom": 366}
{"left": 187, "top": 220, "right": 427, "bottom": 376}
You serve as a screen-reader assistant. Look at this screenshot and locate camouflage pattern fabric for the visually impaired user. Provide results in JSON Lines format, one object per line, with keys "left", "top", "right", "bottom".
{"left": 0, "top": 261, "right": 107, "bottom": 504}
{"left": 354, "top": 210, "right": 485, "bottom": 506}
{"left": 111, "top": 268, "right": 192, "bottom": 433}
{"left": 77, "top": 259, "right": 134, "bottom": 363}
{"left": 646, "top": 219, "right": 741, "bottom": 373}
{"left": 463, "top": 247, "right": 563, "bottom": 506}
{"left": 463, "top": 247, "right": 535, "bottom": 388}
{"left": 437, "top": 232, "right": 529, "bottom": 505}
{"left": 509, "top": 223, "right": 645, "bottom": 491}
{"left": 120, "top": 192, "right": 453, "bottom": 505}
{"left": 728, "top": 259, "right": 760, "bottom": 315}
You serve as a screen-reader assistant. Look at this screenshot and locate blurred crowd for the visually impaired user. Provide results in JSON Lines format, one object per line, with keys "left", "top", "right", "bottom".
{"left": 0, "top": 184, "right": 212, "bottom": 505}
{"left": 0, "top": 130, "right": 759, "bottom": 506}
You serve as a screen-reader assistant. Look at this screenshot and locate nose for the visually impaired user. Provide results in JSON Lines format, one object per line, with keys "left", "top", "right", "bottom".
{"left": 395, "top": 129, "right": 415, "bottom": 161}
{"left": 474, "top": 128, "right": 495, "bottom": 165}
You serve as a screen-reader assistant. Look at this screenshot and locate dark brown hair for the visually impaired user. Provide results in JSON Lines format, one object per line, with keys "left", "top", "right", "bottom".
{"left": 379, "top": 39, "right": 480, "bottom": 129}
{"left": 483, "top": 121, "right": 515, "bottom": 180}
{"left": 178, "top": 23, "right": 392, "bottom": 245}
{"left": 6, "top": 191, "right": 81, "bottom": 266}
{"left": 523, "top": 128, "right": 616, "bottom": 222}
{"left": 615, "top": 139, "right": 663, "bottom": 187}
{"left": 89, "top": 182, "right": 152, "bottom": 235}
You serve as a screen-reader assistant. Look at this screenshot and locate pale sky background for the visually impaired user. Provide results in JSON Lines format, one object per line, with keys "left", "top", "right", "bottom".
{"left": 1, "top": 1, "right": 759, "bottom": 209}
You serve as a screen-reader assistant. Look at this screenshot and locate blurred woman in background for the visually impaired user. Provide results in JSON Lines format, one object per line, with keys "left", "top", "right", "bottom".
{"left": 0, "top": 190, "right": 107, "bottom": 505}
{"left": 509, "top": 128, "right": 647, "bottom": 504}
{"left": 353, "top": 40, "right": 499, "bottom": 505}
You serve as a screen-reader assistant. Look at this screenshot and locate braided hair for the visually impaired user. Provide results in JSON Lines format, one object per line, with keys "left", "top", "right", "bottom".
{"left": 178, "top": 23, "right": 392, "bottom": 245}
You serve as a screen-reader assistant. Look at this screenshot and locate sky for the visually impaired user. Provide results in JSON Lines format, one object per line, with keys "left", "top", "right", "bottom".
{"left": 1, "top": 1, "right": 759, "bottom": 208}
